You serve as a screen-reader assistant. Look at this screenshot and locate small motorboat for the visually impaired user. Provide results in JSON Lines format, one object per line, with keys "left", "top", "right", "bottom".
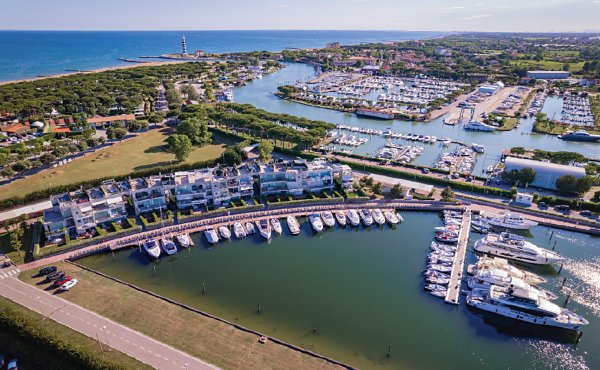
{"left": 372, "top": 209, "right": 386, "bottom": 225}
{"left": 143, "top": 239, "right": 161, "bottom": 259}
{"left": 360, "top": 209, "right": 374, "bottom": 226}
{"left": 271, "top": 218, "right": 283, "bottom": 234}
{"left": 256, "top": 219, "right": 272, "bottom": 240}
{"left": 334, "top": 210, "right": 347, "bottom": 227}
{"left": 309, "top": 214, "right": 324, "bottom": 232}
{"left": 321, "top": 212, "right": 336, "bottom": 227}
{"left": 205, "top": 228, "right": 219, "bottom": 244}
{"left": 233, "top": 222, "right": 247, "bottom": 239}
{"left": 435, "top": 232, "right": 459, "bottom": 244}
{"left": 430, "top": 289, "right": 447, "bottom": 298}
{"left": 429, "top": 264, "right": 452, "bottom": 273}
{"left": 384, "top": 210, "right": 399, "bottom": 224}
{"left": 161, "top": 238, "right": 178, "bottom": 255}
{"left": 396, "top": 212, "right": 404, "bottom": 223}
{"left": 219, "top": 225, "right": 231, "bottom": 239}
{"left": 287, "top": 215, "right": 301, "bottom": 235}
{"left": 346, "top": 209, "right": 360, "bottom": 226}
{"left": 176, "top": 234, "right": 191, "bottom": 248}
{"left": 245, "top": 222, "right": 256, "bottom": 235}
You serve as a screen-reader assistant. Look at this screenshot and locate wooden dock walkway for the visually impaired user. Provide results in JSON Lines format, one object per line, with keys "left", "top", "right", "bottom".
{"left": 445, "top": 210, "right": 471, "bottom": 305}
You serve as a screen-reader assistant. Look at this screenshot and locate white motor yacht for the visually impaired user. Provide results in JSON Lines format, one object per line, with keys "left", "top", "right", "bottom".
{"left": 143, "top": 239, "right": 161, "bottom": 259}
{"left": 482, "top": 211, "right": 537, "bottom": 230}
{"left": 467, "top": 256, "right": 546, "bottom": 285}
{"left": 271, "top": 218, "right": 283, "bottom": 234}
{"left": 467, "top": 286, "right": 588, "bottom": 331}
{"left": 474, "top": 232, "right": 564, "bottom": 265}
{"left": 334, "top": 211, "right": 347, "bottom": 227}
{"left": 372, "top": 209, "right": 386, "bottom": 225}
{"left": 256, "top": 219, "right": 272, "bottom": 240}
{"left": 359, "top": 209, "right": 374, "bottom": 226}
{"left": 396, "top": 211, "right": 404, "bottom": 223}
{"left": 219, "top": 225, "right": 231, "bottom": 239}
{"left": 468, "top": 268, "right": 557, "bottom": 300}
{"left": 321, "top": 212, "right": 336, "bottom": 227}
{"left": 161, "top": 238, "right": 178, "bottom": 255}
{"left": 245, "top": 222, "right": 256, "bottom": 235}
{"left": 287, "top": 215, "right": 301, "bottom": 235}
{"left": 233, "top": 222, "right": 247, "bottom": 239}
{"left": 309, "top": 214, "right": 324, "bottom": 232}
{"left": 346, "top": 209, "right": 361, "bottom": 226}
{"left": 204, "top": 228, "right": 219, "bottom": 244}
{"left": 176, "top": 234, "right": 190, "bottom": 248}
{"left": 384, "top": 210, "right": 400, "bottom": 224}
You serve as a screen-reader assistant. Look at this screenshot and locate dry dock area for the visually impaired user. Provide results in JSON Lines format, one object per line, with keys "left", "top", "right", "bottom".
{"left": 445, "top": 210, "right": 471, "bottom": 305}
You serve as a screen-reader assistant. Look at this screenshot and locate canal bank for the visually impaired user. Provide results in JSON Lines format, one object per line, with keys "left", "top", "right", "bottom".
{"left": 72, "top": 212, "right": 600, "bottom": 370}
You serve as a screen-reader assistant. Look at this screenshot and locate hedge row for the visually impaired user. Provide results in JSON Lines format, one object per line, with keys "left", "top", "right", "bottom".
{"left": 538, "top": 195, "right": 600, "bottom": 213}
{"left": 338, "top": 160, "right": 513, "bottom": 198}
{"left": 0, "top": 298, "right": 131, "bottom": 370}
{"left": 0, "top": 157, "right": 221, "bottom": 212}
{"left": 266, "top": 197, "right": 344, "bottom": 208}
{"left": 177, "top": 204, "right": 266, "bottom": 222}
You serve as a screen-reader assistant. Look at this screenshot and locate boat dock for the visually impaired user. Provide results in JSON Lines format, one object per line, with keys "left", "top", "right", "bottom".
{"left": 445, "top": 210, "right": 471, "bottom": 305}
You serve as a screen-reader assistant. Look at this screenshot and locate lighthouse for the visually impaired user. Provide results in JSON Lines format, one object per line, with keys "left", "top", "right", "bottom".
{"left": 181, "top": 35, "right": 188, "bottom": 56}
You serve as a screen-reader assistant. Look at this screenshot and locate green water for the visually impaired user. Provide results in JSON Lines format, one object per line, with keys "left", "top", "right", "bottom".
{"left": 77, "top": 213, "right": 600, "bottom": 369}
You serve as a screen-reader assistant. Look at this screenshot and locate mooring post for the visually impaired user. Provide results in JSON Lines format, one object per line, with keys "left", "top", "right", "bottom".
{"left": 257, "top": 302, "right": 261, "bottom": 313}
{"left": 552, "top": 240, "right": 557, "bottom": 251}
{"left": 313, "top": 324, "right": 317, "bottom": 334}
{"left": 558, "top": 263, "right": 563, "bottom": 274}
{"left": 576, "top": 331, "right": 583, "bottom": 344}
{"left": 202, "top": 282, "right": 206, "bottom": 295}
{"left": 386, "top": 344, "right": 391, "bottom": 358}
{"left": 563, "top": 291, "right": 571, "bottom": 308}
{"left": 561, "top": 276, "right": 567, "bottom": 288}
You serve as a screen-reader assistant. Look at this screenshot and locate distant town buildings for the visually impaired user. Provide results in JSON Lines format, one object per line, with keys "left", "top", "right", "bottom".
{"left": 86, "top": 114, "right": 136, "bottom": 128}
{"left": 326, "top": 42, "right": 341, "bottom": 49}
{"left": 526, "top": 70, "right": 570, "bottom": 80}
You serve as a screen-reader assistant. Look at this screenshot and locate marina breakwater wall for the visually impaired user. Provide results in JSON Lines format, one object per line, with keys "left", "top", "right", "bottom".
{"left": 67, "top": 261, "right": 358, "bottom": 370}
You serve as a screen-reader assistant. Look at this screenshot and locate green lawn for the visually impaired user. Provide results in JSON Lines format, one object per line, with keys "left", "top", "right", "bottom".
{"left": 0, "top": 128, "right": 228, "bottom": 201}
{"left": 0, "top": 296, "right": 150, "bottom": 370}
{"left": 509, "top": 59, "right": 585, "bottom": 72}
{"left": 0, "top": 227, "right": 33, "bottom": 265}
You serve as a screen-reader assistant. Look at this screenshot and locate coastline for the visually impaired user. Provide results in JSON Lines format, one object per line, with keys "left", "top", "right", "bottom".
{"left": 0, "top": 60, "right": 187, "bottom": 86}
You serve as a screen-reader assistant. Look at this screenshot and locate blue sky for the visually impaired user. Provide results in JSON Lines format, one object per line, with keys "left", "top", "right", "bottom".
{"left": 2, "top": 0, "right": 599, "bottom": 32}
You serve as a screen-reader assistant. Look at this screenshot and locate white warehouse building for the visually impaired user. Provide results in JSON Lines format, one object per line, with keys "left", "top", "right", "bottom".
{"left": 503, "top": 157, "right": 586, "bottom": 190}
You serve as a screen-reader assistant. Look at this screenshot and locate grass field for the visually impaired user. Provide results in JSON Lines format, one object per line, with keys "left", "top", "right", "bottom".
{"left": 0, "top": 128, "right": 228, "bottom": 201}
{"left": 20, "top": 262, "right": 341, "bottom": 370}
{"left": 509, "top": 59, "right": 585, "bottom": 73}
{"left": 0, "top": 227, "right": 33, "bottom": 264}
{"left": 0, "top": 296, "right": 150, "bottom": 369}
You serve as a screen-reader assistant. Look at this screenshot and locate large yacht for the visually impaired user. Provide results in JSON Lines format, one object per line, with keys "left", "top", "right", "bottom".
{"left": 372, "top": 209, "right": 386, "bottom": 225}
{"left": 204, "top": 228, "right": 220, "bottom": 244}
{"left": 467, "top": 256, "right": 546, "bottom": 285}
{"left": 481, "top": 211, "right": 537, "bottom": 230}
{"left": 467, "top": 268, "right": 558, "bottom": 301}
{"left": 286, "top": 215, "right": 301, "bottom": 235}
{"left": 143, "top": 238, "right": 161, "bottom": 259}
{"left": 474, "top": 232, "right": 564, "bottom": 265}
{"left": 359, "top": 209, "right": 374, "bottom": 226}
{"left": 467, "top": 286, "right": 588, "bottom": 331}
{"left": 256, "top": 219, "right": 272, "bottom": 240}
{"left": 558, "top": 129, "right": 600, "bottom": 142}
{"left": 464, "top": 120, "right": 497, "bottom": 132}
{"left": 309, "top": 214, "right": 324, "bottom": 232}
{"left": 346, "top": 209, "right": 360, "bottom": 226}
{"left": 161, "top": 238, "right": 178, "bottom": 255}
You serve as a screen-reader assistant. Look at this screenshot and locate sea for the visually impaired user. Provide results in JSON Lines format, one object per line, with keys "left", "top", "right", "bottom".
{"left": 0, "top": 30, "right": 443, "bottom": 82}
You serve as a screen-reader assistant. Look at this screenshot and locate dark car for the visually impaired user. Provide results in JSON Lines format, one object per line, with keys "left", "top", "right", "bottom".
{"left": 580, "top": 210, "right": 593, "bottom": 217}
{"left": 46, "top": 271, "right": 65, "bottom": 282}
{"left": 538, "top": 201, "right": 547, "bottom": 208}
{"left": 39, "top": 266, "right": 57, "bottom": 275}
{"left": 7, "top": 358, "right": 17, "bottom": 370}
{"left": 422, "top": 168, "right": 430, "bottom": 174}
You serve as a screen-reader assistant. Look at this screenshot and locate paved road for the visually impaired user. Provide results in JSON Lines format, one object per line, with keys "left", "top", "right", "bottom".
{"left": 0, "top": 274, "right": 218, "bottom": 370}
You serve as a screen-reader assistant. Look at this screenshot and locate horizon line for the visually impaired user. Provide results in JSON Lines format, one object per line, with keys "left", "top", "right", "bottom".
{"left": 0, "top": 29, "right": 599, "bottom": 34}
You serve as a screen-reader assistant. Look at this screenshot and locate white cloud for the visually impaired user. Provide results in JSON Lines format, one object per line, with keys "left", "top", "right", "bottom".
{"left": 459, "top": 14, "right": 491, "bottom": 20}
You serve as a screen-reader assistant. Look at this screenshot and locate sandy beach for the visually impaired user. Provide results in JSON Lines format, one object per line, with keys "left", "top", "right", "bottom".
{"left": 0, "top": 60, "right": 188, "bottom": 86}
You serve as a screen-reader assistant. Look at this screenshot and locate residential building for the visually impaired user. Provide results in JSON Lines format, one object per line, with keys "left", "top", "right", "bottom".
{"left": 129, "top": 175, "right": 173, "bottom": 215}
{"left": 258, "top": 158, "right": 353, "bottom": 196}
{"left": 173, "top": 165, "right": 255, "bottom": 209}
{"left": 43, "top": 180, "right": 128, "bottom": 240}
{"left": 87, "top": 114, "right": 136, "bottom": 128}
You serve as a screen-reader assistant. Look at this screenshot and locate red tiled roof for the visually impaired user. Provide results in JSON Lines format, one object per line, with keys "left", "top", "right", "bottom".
{"left": 1, "top": 124, "right": 28, "bottom": 133}
{"left": 53, "top": 127, "right": 71, "bottom": 133}
{"left": 58, "top": 118, "right": 66, "bottom": 125}
{"left": 87, "top": 114, "right": 135, "bottom": 124}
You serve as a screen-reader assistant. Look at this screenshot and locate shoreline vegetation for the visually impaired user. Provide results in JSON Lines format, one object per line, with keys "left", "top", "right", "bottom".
{"left": 0, "top": 296, "right": 150, "bottom": 370}
{"left": 19, "top": 262, "right": 344, "bottom": 370}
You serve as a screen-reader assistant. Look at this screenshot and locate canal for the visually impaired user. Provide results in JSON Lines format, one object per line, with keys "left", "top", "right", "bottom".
{"left": 77, "top": 213, "right": 600, "bottom": 369}
{"left": 233, "top": 63, "right": 600, "bottom": 174}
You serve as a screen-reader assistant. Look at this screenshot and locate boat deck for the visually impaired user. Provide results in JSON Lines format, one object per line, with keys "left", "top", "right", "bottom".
{"left": 445, "top": 210, "right": 471, "bottom": 305}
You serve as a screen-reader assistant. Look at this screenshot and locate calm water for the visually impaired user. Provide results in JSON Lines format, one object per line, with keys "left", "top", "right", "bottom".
{"left": 78, "top": 213, "right": 600, "bottom": 369}
{"left": 0, "top": 30, "right": 442, "bottom": 82}
{"left": 233, "top": 63, "right": 600, "bottom": 173}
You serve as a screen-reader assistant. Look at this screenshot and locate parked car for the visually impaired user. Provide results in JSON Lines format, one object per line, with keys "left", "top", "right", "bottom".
{"left": 538, "top": 201, "right": 547, "bottom": 208}
{"left": 422, "top": 168, "right": 430, "bottom": 174}
{"left": 60, "top": 279, "right": 78, "bottom": 291}
{"left": 54, "top": 276, "right": 72, "bottom": 287}
{"left": 46, "top": 271, "right": 65, "bottom": 283}
{"left": 580, "top": 210, "right": 593, "bottom": 217}
{"left": 39, "top": 266, "right": 57, "bottom": 275}
{"left": 7, "top": 358, "right": 17, "bottom": 370}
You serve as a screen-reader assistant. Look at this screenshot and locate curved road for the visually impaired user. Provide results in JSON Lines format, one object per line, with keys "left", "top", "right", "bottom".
{"left": 0, "top": 269, "right": 217, "bottom": 370}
